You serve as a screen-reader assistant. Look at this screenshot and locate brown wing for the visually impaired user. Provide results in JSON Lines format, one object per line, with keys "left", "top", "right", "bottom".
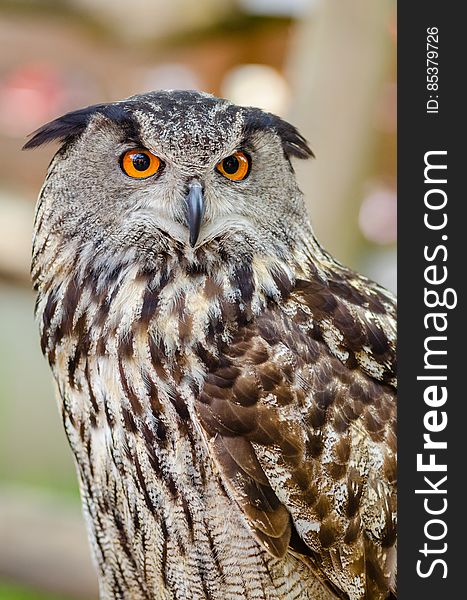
{"left": 194, "top": 273, "right": 396, "bottom": 600}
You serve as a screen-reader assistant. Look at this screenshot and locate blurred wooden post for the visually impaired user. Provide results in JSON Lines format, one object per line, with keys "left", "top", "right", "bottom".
{"left": 287, "top": 0, "right": 394, "bottom": 266}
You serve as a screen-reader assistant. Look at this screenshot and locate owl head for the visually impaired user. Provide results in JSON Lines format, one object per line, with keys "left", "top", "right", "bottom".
{"left": 26, "top": 90, "right": 317, "bottom": 284}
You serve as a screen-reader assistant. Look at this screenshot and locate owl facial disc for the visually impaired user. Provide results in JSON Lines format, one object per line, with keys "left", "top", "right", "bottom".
{"left": 185, "top": 180, "right": 205, "bottom": 247}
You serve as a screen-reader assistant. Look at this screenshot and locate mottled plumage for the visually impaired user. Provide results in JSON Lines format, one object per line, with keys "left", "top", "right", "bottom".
{"left": 27, "top": 90, "right": 396, "bottom": 600}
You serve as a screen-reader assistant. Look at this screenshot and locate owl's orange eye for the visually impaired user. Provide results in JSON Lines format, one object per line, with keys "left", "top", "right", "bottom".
{"left": 216, "top": 151, "right": 250, "bottom": 181}
{"left": 121, "top": 149, "right": 161, "bottom": 179}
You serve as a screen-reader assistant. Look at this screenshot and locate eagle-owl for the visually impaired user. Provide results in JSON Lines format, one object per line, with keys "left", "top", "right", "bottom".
{"left": 26, "top": 90, "right": 396, "bottom": 600}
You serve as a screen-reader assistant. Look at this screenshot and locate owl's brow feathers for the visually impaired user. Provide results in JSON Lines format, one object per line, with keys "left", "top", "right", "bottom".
{"left": 22, "top": 92, "right": 314, "bottom": 162}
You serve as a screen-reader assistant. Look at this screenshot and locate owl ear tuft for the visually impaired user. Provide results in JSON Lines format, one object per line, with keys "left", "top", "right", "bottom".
{"left": 273, "top": 117, "right": 314, "bottom": 160}
{"left": 243, "top": 110, "right": 314, "bottom": 161}
{"left": 22, "top": 102, "right": 137, "bottom": 151}
{"left": 22, "top": 103, "right": 108, "bottom": 150}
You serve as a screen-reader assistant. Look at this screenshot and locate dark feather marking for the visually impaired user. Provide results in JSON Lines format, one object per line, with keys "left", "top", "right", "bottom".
{"left": 365, "top": 549, "right": 391, "bottom": 598}
{"left": 41, "top": 291, "right": 58, "bottom": 352}
{"left": 148, "top": 336, "right": 168, "bottom": 381}
{"left": 232, "top": 262, "right": 254, "bottom": 303}
{"left": 111, "top": 573, "right": 125, "bottom": 599}
{"left": 118, "top": 361, "right": 142, "bottom": 415}
{"left": 383, "top": 454, "right": 397, "bottom": 486}
{"left": 314, "top": 495, "right": 331, "bottom": 520}
{"left": 122, "top": 406, "right": 138, "bottom": 433}
{"left": 332, "top": 411, "right": 351, "bottom": 433}
{"left": 318, "top": 518, "right": 340, "bottom": 549}
{"left": 170, "top": 393, "right": 190, "bottom": 420}
{"left": 219, "top": 436, "right": 270, "bottom": 486}
{"left": 205, "top": 528, "right": 224, "bottom": 580}
{"left": 165, "top": 473, "right": 178, "bottom": 500}
{"left": 74, "top": 313, "right": 91, "bottom": 356}
{"left": 365, "top": 322, "right": 390, "bottom": 356}
{"left": 144, "top": 387, "right": 167, "bottom": 443}
{"left": 382, "top": 363, "right": 397, "bottom": 385}
{"left": 140, "top": 286, "right": 160, "bottom": 326}
{"left": 364, "top": 411, "right": 383, "bottom": 435}
{"left": 46, "top": 346, "right": 56, "bottom": 367}
{"left": 105, "top": 262, "right": 126, "bottom": 286}
{"left": 295, "top": 279, "right": 338, "bottom": 316}
{"left": 271, "top": 268, "right": 294, "bottom": 298}
{"left": 133, "top": 453, "right": 155, "bottom": 514}
{"left": 181, "top": 495, "right": 194, "bottom": 542}
{"left": 344, "top": 352, "right": 358, "bottom": 370}
{"left": 340, "top": 401, "right": 360, "bottom": 423}
{"left": 185, "top": 261, "right": 207, "bottom": 276}
{"left": 381, "top": 509, "right": 397, "bottom": 548}
{"left": 84, "top": 361, "right": 99, "bottom": 414}
{"left": 328, "top": 279, "right": 364, "bottom": 305}
{"left": 178, "top": 313, "right": 193, "bottom": 342}
{"left": 350, "top": 381, "right": 368, "bottom": 403}
{"left": 68, "top": 345, "right": 81, "bottom": 388}
{"left": 333, "top": 304, "right": 366, "bottom": 351}
{"left": 206, "top": 366, "right": 240, "bottom": 389}
{"left": 207, "top": 315, "right": 226, "bottom": 338}
{"left": 258, "top": 363, "right": 283, "bottom": 392}
{"left": 291, "top": 463, "right": 314, "bottom": 493}
{"left": 247, "top": 345, "right": 269, "bottom": 366}
{"left": 273, "top": 383, "right": 295, "bottom": 406}
{"left": 305, "top": 405, "right": 327, "bottom": 429}
{"left": 328, "top": 278, "right": 387, "bottom": 316}
{"left": 255, "top": 319, "right": 279, "bottom": 345}
{"left": 195, "top": 343, "right": 222, "bottom": 371}
{"left": 364, "top": 290, "right": 387, "bottom": 314}
{"left": 160, "top": 521, "right": 168, "bottom": 587}
{"left": 196, "top": 401, "right": 255, "bottom": 438}
{"left": 288, "top": 525, "right": 314, "bottom": 558}
{"left": 141, "top": 428, "right": 162, "bottom": 473}
{"left": 326, "top": 461, "right": 346, "bottom": 480}
{"left": 95, "top": 335, "right": 107, "bottom": 357}
{"left": 155, "top": 417, "right": 168, "bottom": 444}
{"left": 94, "top": 296, "right": 113, "bottom": 329}
{"left": 118, "top": 334, "right": 134, "bottom": 359}
{"left": 132, "top": 507, "right": 140, "bottom": 532}
{"left": 199, "top": 568, "right": 213, "bottom": 600}
{"left": 203, "top": 277, "right": 223, "bottom": 299}
{"left": 113, "top": 511, "right": 133, "bottom": 560}
{"left": 344, "top": 518, "right": 361, "bottom": 544}
{"left": 334, "top": 437, "right": 351, "bottom": 464}
{"left": 314, "top": 388, "right": 336, "bottom": 410}
{"left": 306, "top": 432, "right": 324, "bottom": 458}
{"left": 79, "top": 421, "right": 86, "bottom": 443}
{"left": 103, "top": 394, "right": 115, "bottom": 429}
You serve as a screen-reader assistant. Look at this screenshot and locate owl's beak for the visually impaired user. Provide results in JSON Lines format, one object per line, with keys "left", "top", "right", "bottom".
{"left": 185, "top": 180, "right": 205, "bottom": 247}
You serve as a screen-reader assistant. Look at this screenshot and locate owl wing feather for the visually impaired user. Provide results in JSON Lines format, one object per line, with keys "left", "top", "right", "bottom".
{"left": 194, "top": 271, "right": 396, "bottom": 599}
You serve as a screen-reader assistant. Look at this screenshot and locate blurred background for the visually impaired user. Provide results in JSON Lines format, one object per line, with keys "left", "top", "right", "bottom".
{"left": 0, "top": 0, "right": 396, "bottom": 598}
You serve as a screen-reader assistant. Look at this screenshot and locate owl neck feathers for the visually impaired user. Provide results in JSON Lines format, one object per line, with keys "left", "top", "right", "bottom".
{"left": 34, "top": 234, "right": 322, "bottom": 373}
